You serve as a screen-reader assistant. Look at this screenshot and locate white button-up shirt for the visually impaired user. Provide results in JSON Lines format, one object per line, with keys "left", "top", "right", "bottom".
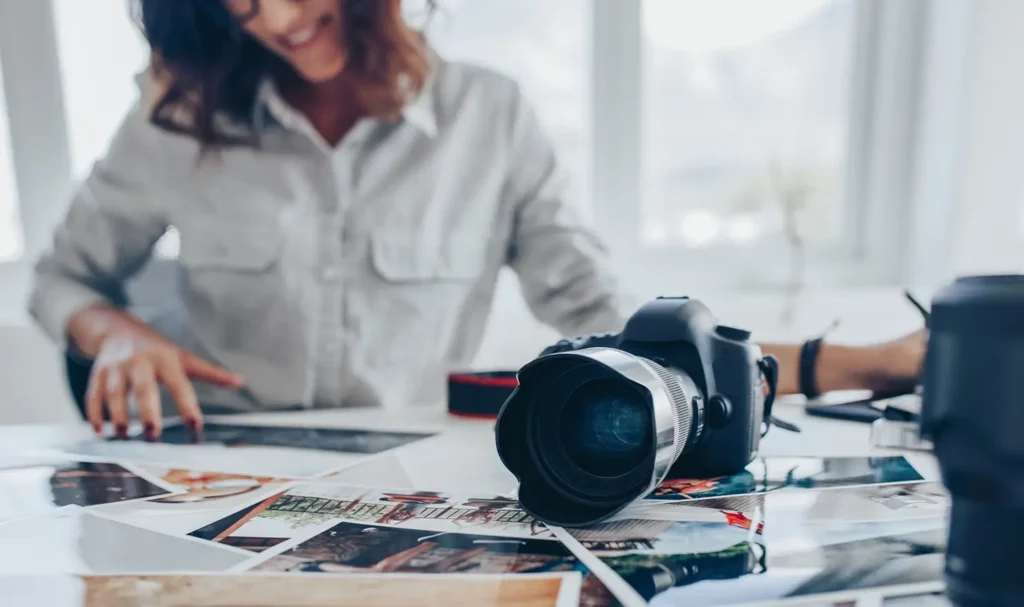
{"left": 29, "top": 57, "right": 629, "bottom": 413}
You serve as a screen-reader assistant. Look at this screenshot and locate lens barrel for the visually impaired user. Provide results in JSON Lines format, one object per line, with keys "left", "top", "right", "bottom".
{"left": 495, "top": 347, "right": 704, "bottom": 527}
{"left": 921, "top": 275, "right": 1024, "bottom": 606}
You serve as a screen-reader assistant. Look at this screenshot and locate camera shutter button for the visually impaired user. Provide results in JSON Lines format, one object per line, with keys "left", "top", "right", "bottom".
{"left": 716, "top": 325, "right": 751, "bottom": 341}
{"left": 707, "top": 395, "right": 733, "bottom": 428}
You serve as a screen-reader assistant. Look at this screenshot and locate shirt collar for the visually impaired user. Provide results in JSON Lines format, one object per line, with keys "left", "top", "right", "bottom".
{"left": 255, "top": 57, "right": 440, "bottom": 139}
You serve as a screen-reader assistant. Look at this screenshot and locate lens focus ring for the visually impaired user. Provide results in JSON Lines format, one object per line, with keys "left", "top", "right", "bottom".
{"left": 639, "top": 358, "right": 692, "bottom": 464}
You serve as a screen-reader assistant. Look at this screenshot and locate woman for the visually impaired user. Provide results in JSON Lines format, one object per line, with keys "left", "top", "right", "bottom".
{"left": 29, "top": 0, "right": 925, "bottom": 439}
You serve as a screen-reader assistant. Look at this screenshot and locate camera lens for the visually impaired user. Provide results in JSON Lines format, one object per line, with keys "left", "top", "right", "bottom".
{"left": 559, "top": 379, "right": 653, "bottom": 477}
{"left": 920, "top": 275, "right": 1024, "bottom": 605}
{"left": 495, "top": 348, "right": 704, "bottom": 527}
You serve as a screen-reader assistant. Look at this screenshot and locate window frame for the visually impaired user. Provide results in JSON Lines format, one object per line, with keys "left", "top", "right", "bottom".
{"left": 0, "top": 0, "right": 74, "bottom": 321}
{"left": 589, "top": 0, "right": 938, "bottom": 294}
{"left": 0, "top": 0, "right": 973, "bottom": 319}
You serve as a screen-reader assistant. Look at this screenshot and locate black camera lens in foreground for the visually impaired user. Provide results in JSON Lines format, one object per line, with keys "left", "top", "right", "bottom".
{"left": 496, "top": 347, "right": 703, "bottom": 527}
{"left": 559, "top": 379, "right": 653, "bottom": 477}
{"left": 920, "top": 275, "right": 1024, "bottom": 606}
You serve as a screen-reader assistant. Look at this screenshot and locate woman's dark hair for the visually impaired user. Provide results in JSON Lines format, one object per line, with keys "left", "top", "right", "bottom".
{"left": 131, "top": 0, "right": 435, "bottom": 146}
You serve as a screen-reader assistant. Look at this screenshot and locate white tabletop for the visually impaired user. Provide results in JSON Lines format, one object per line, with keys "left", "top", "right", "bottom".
{"left": 0, "top": 395, "right": 938, "bottom": 493}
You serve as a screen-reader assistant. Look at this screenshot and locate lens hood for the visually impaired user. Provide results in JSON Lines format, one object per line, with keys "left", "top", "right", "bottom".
{"left": 495, "top": 347, "right": 695, "bottom": 527}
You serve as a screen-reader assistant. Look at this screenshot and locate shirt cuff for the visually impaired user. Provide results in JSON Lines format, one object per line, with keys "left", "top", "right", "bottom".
{"left": 28, "top": 277, "right": 112, "bottom": 349}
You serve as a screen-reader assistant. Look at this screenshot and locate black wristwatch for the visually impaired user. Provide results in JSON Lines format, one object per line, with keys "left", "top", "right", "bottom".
{"left": 799, "top": 337, "right": 824, "bottom": 399}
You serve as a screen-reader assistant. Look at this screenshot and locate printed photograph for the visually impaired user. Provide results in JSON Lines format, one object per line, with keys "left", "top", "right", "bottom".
{"left": 188, "top": 484, "right": 367, "bottom": 552}
{"left": 253, "top": 521, "right": 577, "bottom": 574}
{"left": 189, "top": 484, "right": 554, "bottom": 553}
{"left": 343, "top": 490, "right": 552, "bottom": 539}
{"left": 0, "top": 461, "right": 172, "bottom": 523}
{"left": 91, "top": 466, "right": 298, "bottom": 539}
{"left": 64, "top": 439, "right": 354, "bottom": 479}
{"left": 0, "top": 508, "right": 249, "bottom": 575}
{"left": 560, "top": 485, "right": 947, "bottom": 607}
{"left": 154, "top": 423, "right": 435, "bottom": 455}
{"left": 0, "top": 572, "right": 583, "bottom": 607}
{"left": 251, "top": 521, "right": 615, "bottom": 606}
{"left": 647, "top": 456, "right": 925, "bottom": 502}
{"left": 145, "top": 467, "right": 293, "bottom": 504}
{"left": 626, "top": 482, "right": 949, "bottom": 527}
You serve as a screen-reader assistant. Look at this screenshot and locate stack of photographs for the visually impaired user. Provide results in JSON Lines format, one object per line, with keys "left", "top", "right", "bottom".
{"left": 552, "top": 456, "right": 948, "bottom": 606}
{"left": 183, "top": 483, "right": 617, "bottom": 606}
{"left": 0, "top": 426, "right": 952, "bottom": 607}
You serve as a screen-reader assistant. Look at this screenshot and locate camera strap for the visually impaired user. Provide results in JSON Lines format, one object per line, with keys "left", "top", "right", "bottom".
{"left": 447, "top": 371, "right": 519, "bottom": 419}
{"left": 758, "top": 356, "right": 801, "bottom": 435}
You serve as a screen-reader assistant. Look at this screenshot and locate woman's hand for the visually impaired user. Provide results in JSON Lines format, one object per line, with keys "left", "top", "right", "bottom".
{"left": 71, "top": 306, "right": 243, "bottom": 440}
{"left": 862, "top": 329, "right": 929, "bottom": 394}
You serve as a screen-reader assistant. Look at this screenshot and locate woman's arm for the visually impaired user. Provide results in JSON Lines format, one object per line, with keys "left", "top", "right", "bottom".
{"left": 29, "top": 72, "right": 240, "bottom": 436}
{"left": 502, "top": 84, "right": 630, "bottom": 337}
{"left": 763, "top": 330, "right": 927, "bottom": 396}
{"left": 29, "top": 76, "right": 171, "bottom": 347}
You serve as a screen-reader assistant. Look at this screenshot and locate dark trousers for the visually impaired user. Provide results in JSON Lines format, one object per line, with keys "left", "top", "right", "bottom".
{"left": 65, "top": 352, "right": 93, "bottom": 419}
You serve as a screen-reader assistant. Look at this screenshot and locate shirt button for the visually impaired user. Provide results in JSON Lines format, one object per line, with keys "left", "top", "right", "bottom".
{"left": 321, "top": 266, "right": 340, "bottom": 282}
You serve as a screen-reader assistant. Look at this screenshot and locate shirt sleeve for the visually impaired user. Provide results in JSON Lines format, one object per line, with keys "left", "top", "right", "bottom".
{"left": 503, "top": 86, "right": 634, "bottom": 337}
{"left": 28, "top": 78, "right": 173, "bottom": 345}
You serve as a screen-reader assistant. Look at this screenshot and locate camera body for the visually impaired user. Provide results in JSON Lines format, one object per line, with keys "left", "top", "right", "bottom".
{"left": 495, "top": 296, "right": 775, "bottom": 526}
{"left": 540, "top": 296, "right": 768, "bottom": 478}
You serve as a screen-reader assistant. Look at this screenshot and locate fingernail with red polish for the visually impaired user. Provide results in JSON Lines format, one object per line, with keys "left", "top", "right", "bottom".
{"left": 143, "top": 423, "right": 156, "bottom": 442}
{"left": 116, "top": 424, "right": 129, "bottom": 440}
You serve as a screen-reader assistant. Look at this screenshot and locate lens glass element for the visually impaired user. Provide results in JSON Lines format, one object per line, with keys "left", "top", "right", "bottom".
{"left": 558, "top": 379, "right": 653, "bottom": 477}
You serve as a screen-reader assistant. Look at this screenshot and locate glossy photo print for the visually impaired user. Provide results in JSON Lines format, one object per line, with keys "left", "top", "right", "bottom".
{"left": 559, "top": 483, "right": 949, "bottom": 606}
{"left": 63, "top": 424, "right": 434, "bottom": 479}
{"left": 142, "top": 467, "right": 294, "bottom": 505}
{"left": 0, "top": 572, "right": 584, "bottom": 607}
{"left": 0, "top": 460, "right": 172, "bottom": 523}
{"left": 93, "top": 466, "right": 297, "bottom": 539}
{"left": 188, "top": 484, "right": 368, "bottom": 552}
{"left": 63, "top": 438, "right": 355, "bottom": 478}
{"left": 340, "top": 488, "right": 553, "bottom": 539}
{"left": 647, "top": 456, "right": 926, "bottom": 502}
{"left": 0, "top": 507, "right": 250, "bottom": 575}
{"left": 623, "top": 482, "right": 950, "bottom": 526}
{"left": 247, "top": 521, "right": 616, "bottom": 607}
{"left": 189, "top": 483, "right": 554, "bottom": 553}
{"left": 155, "top": 423, "right": 435, "bottom": 455}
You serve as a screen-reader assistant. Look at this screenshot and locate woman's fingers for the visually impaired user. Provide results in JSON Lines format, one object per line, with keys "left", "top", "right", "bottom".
{"left": 85, "top": 366, "right": 108, "bottom": 435}
{"left": 159, "top": 357, "right": 204, "bottom": 435}
{"left": 104, "top": 367, "right": 130, "bottom": 439}
{"left": 181, "top": 352, "right": 244, "bottom": 389}
{"left": 129, "top": 359, "right": 162, "bottom": 441}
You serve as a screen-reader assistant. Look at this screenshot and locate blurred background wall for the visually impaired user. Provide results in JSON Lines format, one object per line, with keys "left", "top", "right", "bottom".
{"left": 1, "top": 0, "right": 1022, "bottom": 424}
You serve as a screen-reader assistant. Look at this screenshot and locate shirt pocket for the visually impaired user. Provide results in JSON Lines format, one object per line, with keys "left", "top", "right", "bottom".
{"left": 176, "top": 219, "right": 292, "bottom": 353}
{"left": 360, "top": 227, "right": 486, "bottom": 367}
{"left": 369, "top": 227, "right": 484, "bottom": 283}
{"left": 178, "top": 221, "right": 283, "bottom": 272}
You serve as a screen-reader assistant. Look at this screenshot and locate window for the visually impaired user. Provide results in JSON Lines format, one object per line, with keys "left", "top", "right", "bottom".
{"left": 425, "top": 0, "right": 591, "bottom": 208}
{"left": 52, "top": 0, "right": 183, "bottom": 259}
{"left": 52, "top": 0, "right": 149, "bottom": 179}
{"left": 0, "top": 59, "right": 22, "bottom": 263}
{"left": 641, "top": 0, "right": 854, "bottom": 250}
{"left": 1, "top": 1, "right": 938, "bottom": 290}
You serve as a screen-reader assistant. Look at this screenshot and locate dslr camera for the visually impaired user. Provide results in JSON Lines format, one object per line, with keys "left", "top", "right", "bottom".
{"left": 495, "top": 296, "right": 779, "bottom": 527}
